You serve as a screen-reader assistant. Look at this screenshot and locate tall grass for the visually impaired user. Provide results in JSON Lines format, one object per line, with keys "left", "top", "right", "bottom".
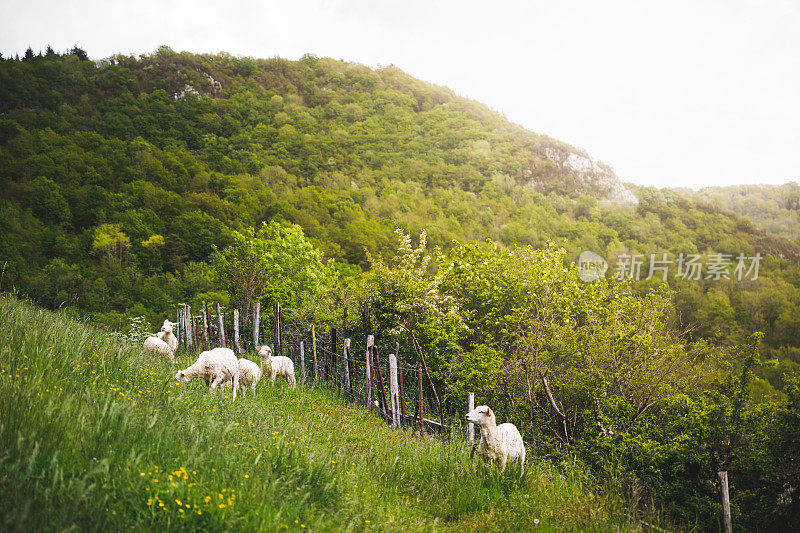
{"left": 0, "top": 294, "right": 659, "bottom": 531}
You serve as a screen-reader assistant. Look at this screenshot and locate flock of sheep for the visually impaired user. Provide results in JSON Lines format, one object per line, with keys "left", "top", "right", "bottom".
{"left": 143, "top": 320, "right": 296, "bottom": 402}
{"left": 142, "top": 318, "right": 525, "bottom": 473}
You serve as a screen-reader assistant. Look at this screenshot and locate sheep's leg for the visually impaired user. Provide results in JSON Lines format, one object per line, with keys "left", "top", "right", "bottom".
{"left": 209, "top": 374, "right": 223, "bottom": 393}
{"left": 500, "top": 454, "right": 508, "bottom": 473}
{"left": 232, "top": 377, "right": 238, "bottom": 401}
{"left": 289, "top": 374, "right": 296, "bottom": 389}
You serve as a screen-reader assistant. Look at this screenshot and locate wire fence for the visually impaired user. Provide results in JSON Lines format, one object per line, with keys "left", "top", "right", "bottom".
{"left": 173, "top": 302, "right": 452, "bottom": 436}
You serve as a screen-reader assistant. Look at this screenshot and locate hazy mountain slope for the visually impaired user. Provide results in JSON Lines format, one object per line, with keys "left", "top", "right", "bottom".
{"left": 683, "top": 182, "right": 800, "bottom": 242}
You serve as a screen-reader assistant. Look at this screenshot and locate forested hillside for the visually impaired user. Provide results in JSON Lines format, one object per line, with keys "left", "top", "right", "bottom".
{"left": 1, "top": 46, "right": 800, "bottom": 529}
{"left": 686, "top": 182, "right": 800, "bottom": 242}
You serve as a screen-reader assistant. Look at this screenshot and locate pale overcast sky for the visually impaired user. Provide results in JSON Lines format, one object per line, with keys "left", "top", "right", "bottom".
{"left": 2, "top": 0, "right": 799, "bottom": 189}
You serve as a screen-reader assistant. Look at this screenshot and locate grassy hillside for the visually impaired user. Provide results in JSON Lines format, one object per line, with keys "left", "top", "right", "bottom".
{"left": 0, "top": 294, "right": 654, "bottom": 532}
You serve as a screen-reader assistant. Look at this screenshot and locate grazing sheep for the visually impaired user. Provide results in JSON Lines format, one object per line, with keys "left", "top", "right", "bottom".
{"left": 223, "top": 358, "right": 262, "bottom": 396}
{"left": 157, "top": 320, "right": 178, "bottom": 352}
{"left": 143, "top": 336, "right": 174, "bottom": 361}
{"left": 174, "top": 347, "right": 240, "bottom": 401}
{"left": 465, "top": 405, "right": 525, "bottom": 475}
{"left": 256, "top": 345, "right": 296, "bottom": 389}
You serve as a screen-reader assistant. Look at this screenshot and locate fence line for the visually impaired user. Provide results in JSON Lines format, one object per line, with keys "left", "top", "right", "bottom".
{"left": 173, "top": 302, "right": 454, "bottom": 437}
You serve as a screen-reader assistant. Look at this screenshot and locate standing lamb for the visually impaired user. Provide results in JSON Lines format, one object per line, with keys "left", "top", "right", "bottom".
{"left": 174, "top": 347, "right": 240, "bottom": 401}
{"left": 223, "top": 358, "right": 262, "bottom": 396}
{"left": 256, "top": 345, "right": 296, "bottom": 389}
{"left": 157, "top": 320, "right": 178, "bottom": 352}
{"left": 465, "top": 405, "right": 526, "bottom": 475}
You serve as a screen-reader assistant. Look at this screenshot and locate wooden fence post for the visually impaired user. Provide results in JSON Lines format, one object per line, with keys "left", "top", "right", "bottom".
{"left": 176, "top": 306, "right": 183, "bottom": 349}
{"left": 201, "top": 305, "right": 209, "bottom": 350}
{"left": 311, "top": 324, "right": 318, "bottom": 382}
{"left": 468, "top": 392, "right": 475, "bottom": 442}
{"left": 373, "top": 346, "right": 389, "bottom": 421}
{"left": 215, "top": 303, "right": 226, "bottom": 347}
{"left": 187, "top": 306, "right": 192, "bottom": 348}
{"left": 234, "top": 308, "right": 242, "bottom": 353}
{"left": 208, "top": 302, "right": 213, "bottom": 342}
{"left": 252, "top": 302, "right": 260, "bottom": 349}
{"left": 718, "top": 471, "right": 732, "bottom": 533}
{"left": 389, "top": 353, "right": 400, "bottom": 427}
{"left": 343, "top": 338, "right": 352, "bottom": 394}
{"left": 417, "top": 362, "right": 424, "bottom": 432}
{"left": 366, "top": 335, "right": 374, "bottom": 408}
{"left": 183, "top": 304, "right": 192, "bottom": 348}
{"left": 300, "top": 340, "right": 306, "bottom": 381}
{"left": 192, "top": 313, "right": 200, "bottom": 353}
{"left": 329, "top": 327, "right": 337, "bottom": 385}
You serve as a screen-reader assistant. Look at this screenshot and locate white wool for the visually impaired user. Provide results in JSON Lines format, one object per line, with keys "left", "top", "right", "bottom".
{"left": 143, "top": 336, "right": 174, "bottom": 361}
{"left": 466, "top": 405, "right": 526, "bottom": 474}
{"left": 174, "top": 347, "right": 240, "bottom": 401}
{"left": 157, "top": 320, "right": 178, "bottom": 352}
{"left": 256, "top": 345, "right": 296, "bottom": 389}
{"left": 224, "top": 358, "right": 262, "bottom": 396}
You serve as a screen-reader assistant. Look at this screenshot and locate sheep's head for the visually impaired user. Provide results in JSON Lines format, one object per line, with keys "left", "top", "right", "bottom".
{"left": 256, "top": 345, "right": 273, "bottom": 359}
{"left": 465, "top": 405, "right": 495, "bottom": 427}
{"left": 161, "top": 320, "right": 175, "bottom": 334}
{"left": 174, "top": 369, "right": 191, "bottom": 383}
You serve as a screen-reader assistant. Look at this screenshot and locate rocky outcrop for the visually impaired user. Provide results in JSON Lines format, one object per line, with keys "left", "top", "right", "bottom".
{"left": 527, "top": 143, "right": 638, "bottom": 206}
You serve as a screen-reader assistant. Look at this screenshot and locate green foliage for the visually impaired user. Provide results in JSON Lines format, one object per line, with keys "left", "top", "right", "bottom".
{"left": 23, "top": 176, "right": 71, "bottom": 226}
{"left": 212, "top": 222, "right": 331, "bottom": 322}
{"left": 0, "top": 294, "right": 653, "bottom": 532}
{"left": 1, "top": 48, "right": 800, "bottom": 529}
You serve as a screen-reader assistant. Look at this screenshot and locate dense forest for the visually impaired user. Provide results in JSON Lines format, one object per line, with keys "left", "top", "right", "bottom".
{"left": 1, "top": 46, "right": 799, "bottom": 529}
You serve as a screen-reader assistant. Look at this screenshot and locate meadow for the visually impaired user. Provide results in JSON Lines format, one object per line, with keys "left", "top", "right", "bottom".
{"left": 0, "top": 294, "right": 664, "bottom": 531}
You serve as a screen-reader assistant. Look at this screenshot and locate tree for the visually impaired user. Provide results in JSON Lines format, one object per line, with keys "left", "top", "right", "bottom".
{"left": 70, "top": 45, "right": 88, "bottom": 61}
{"left": 24, "top": 176, "right": 71, "bottom": 226}
{"left": 212, "top": 222, "right": 330, "bottom": 322}
{"left": 366, "top": 229, "right": 462, "bottom": 425}
{"left": 92, "top": 223, "right": 130, "bottom": 265}
{"left": 211, "top": 226, "right": 270, "bottom": 318}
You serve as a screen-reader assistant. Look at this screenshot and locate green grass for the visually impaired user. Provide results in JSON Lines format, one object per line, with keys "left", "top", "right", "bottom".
{"left": 0, "top": 294, "right": 659, "bottom": 531}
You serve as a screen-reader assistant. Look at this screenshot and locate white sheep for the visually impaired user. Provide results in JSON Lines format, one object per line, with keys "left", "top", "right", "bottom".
{"left": 256, "top": 345, "right": 296, "bottom": 389}
{"left": 157, "top": 320, "right": 178, "bottom": 352}
{"left": 223, "top": 358, "right": 262, "bottom": 396}
{"left": 143, "top": 336, "right": 174, "bottom": 361}
{"left": 465, "top": 405, "right": 526, "bottom": 475}
{"left": 174, "top": 347, "right": 240, "bottom": 401}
